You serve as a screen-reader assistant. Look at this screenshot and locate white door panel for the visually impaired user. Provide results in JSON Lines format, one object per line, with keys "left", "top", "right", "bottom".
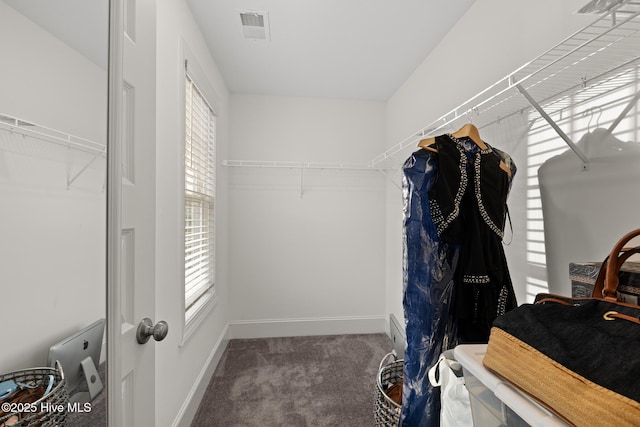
{"left": 107, "top": 0, "right": 159, "bottom": 426}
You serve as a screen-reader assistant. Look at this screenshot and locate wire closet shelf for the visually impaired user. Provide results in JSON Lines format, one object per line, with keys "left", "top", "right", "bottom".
{"left": 371, "top": 0, "right": 640, "bottom": 168}
{"left": 221, "top": 159, "right": 375, "bottom": 170}
{"left": 0, "top": 113, "right": 105, "bottom": 156}
{"left": 0, "top": 112, "right": 106, "bottom": 187}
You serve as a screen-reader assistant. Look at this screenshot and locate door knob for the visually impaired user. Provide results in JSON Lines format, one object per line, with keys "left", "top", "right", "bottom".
{"left": 136, "top": 318, "right": 169, "bottom": 344}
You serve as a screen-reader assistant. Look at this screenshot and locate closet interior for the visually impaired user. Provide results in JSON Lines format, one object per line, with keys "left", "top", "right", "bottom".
{"left": 2, "top": 0, "right": 640, "bottom": 425}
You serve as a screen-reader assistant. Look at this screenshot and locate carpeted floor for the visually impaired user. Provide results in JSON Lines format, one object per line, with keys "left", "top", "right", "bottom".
{"left": 191, "top": 333, "right": 394, "bottom": 427}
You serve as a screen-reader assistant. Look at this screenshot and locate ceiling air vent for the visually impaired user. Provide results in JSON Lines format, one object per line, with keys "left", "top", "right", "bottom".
{"left": 239, "top": 10, "right": 270, "bottom": 41}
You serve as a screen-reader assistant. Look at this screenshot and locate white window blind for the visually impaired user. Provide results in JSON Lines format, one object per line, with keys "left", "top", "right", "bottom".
{"left": 184, "top": 73, "right": 216, "bottom": 323}
{"left": 524, "top": 65, "right": 640, "bottom": 302}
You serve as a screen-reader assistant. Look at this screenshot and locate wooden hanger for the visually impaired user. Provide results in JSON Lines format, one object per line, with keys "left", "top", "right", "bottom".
{"left": 451, "top": 123, "right": 487, "bottom": 149}
{"left": 417, "top": 136, "right": 438, "bottom": 153}
{"left": 417, "top": 123, "right": 511, "bottom": 177}
{"left": 418, "top": 123, "right": 487, "bottom": 150}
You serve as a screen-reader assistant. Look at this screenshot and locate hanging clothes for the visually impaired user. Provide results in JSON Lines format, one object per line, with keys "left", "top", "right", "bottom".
{"left": 401, "top": 133, "right": 517, "bottom": 427}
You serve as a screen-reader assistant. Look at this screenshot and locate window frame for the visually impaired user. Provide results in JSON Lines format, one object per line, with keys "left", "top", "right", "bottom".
{"left": 180, "top": 44, "right": 219, "bottom": 344}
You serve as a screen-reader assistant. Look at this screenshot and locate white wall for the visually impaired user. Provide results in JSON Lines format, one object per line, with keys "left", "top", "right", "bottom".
{"left": 384, "top": 0, "right": 594, "bottom": 326}
{"left": 228, "top": 95, "right": 387, "bottom": 336}
{"left": 0, "top": 1, "right": 106, "bottom": 372}
{"left": 155, "top": 1, "right": 231, "bottom": 425}
{"left": 0, "top": 2, "right": 107, "bottom": 143}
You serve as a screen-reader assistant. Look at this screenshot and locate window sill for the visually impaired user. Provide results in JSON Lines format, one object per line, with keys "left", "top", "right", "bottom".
{"left": 180, "top": 288, "right": 217, "bottom": 346}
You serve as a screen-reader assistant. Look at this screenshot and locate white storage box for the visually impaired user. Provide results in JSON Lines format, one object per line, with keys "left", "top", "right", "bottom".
{"left": 454, "top": 344, "right": 568, "bottom": 427}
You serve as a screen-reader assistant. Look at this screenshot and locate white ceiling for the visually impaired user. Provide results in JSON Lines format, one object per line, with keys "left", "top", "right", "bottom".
{"left": 186, "top": 0, "right": 477, "bottom": 100}
{"left": 4, "top": 0, "right": 477, "bottom": 101}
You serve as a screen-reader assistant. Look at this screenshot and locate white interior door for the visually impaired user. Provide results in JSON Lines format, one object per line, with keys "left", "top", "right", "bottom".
{"left": 107, "top": 0, "right": 160, "bottom": 426}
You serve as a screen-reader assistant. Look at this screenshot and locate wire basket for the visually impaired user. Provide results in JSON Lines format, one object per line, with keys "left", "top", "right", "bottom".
{"left": 375, "top": 352, "right": 403, "bottom": 427}
{"left": 0, "top": 362, "right": 68, "bottom": 427}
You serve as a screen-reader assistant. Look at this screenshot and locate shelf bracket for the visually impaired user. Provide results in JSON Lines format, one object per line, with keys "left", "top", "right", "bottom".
{"left": 516, "top": 84, "right": 590, "bottom": 171}
{"left": 299, "top": 167, "right": 304, "bottom": 198}
{"left": 377, "top": 168, "right": 401, "bottom": 190}
{"left": 67, "top": 151, "right": 104, "bottom": 189}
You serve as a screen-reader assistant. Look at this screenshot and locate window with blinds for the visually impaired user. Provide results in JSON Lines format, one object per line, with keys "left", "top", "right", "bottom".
{"left": 184, "top": 73, "right": 216, "bottom": 325}
{"left": 524, "top": 65, "right": 640, "bottom": 302}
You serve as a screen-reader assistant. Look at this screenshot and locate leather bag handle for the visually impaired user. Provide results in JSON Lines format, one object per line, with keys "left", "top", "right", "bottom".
{"left": 593, "top": 229, "right": 640, "bottom": 301}
{"left": 592, "top": 247, "right": 640, "bottom": 299}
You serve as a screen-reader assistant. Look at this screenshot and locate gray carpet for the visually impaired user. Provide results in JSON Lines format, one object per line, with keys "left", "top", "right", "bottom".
{"left": 191, "top": 333, "right": 394, "bottom": 427}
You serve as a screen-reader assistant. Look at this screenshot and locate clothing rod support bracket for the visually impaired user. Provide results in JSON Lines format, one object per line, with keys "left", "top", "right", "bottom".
{"left": 67, "top": 151, "right": 104, "bottom": 189}
{"left": 377, "top": 168, "right": 401, "bottom": 190}
{"left": 608, "top": 88, "right": 640, "bottom": 134}
{"left": 516, "top": 84, "right": 590, "bottom": 171}
{"left": 299, "top": 167, "right": 304, "bottom": 198}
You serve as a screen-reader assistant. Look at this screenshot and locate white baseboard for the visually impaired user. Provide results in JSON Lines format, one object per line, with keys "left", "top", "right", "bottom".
{"left": 228, "top": 315, "right": 386, "bottom": 339}
{"left": 171, "top": 323, "right": 230, "bottom": 427}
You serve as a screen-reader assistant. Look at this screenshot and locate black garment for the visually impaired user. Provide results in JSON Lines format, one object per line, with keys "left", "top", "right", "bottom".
{"left": 428, "top": 134, "right": 517, "bottom": 342}
{"left": 400, "top": 135, "right": 517, "bottom": 426}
